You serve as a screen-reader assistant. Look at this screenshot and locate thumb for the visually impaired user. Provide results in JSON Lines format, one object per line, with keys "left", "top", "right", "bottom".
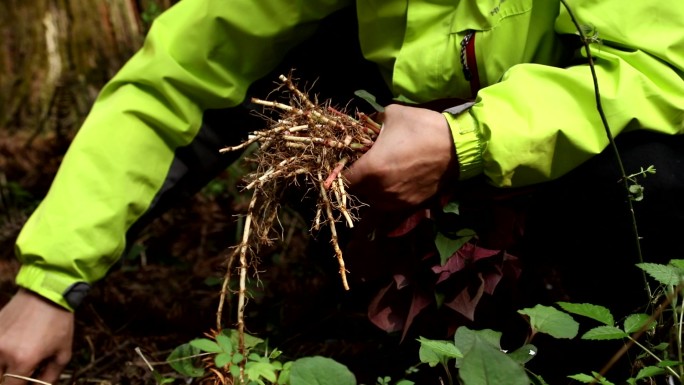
{"left": 343, "top": 157, "right": 367, "bottom": 187}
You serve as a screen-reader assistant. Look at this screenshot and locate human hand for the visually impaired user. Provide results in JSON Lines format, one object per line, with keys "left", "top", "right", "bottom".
{"left": 0, "top": 288, "right": 74, "bottom": 385}
{"left": 345, "top": 104, "right": 458, "bottom": 211}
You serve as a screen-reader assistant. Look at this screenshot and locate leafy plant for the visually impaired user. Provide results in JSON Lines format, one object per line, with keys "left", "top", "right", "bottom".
{"left": 164, "top": 329, "right": 356, "bottom": 385}
{"left": 555, "top": 259, "right": 684, "bottom": 384}
{"left": 412, "top": 302, "right": 581, "bottom": 385}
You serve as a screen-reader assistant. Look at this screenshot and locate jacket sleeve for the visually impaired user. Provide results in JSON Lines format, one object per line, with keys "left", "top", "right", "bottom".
{"left": 14, "top": 0, "right": 350, "bottom": 311}
{"left": 445, "top": 0, "right": 684, "bottom": 187}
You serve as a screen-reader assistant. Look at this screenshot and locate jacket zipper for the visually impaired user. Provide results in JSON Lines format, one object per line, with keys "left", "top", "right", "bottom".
{"left": 460, "top": 30, "right": 481, "bottom": 98}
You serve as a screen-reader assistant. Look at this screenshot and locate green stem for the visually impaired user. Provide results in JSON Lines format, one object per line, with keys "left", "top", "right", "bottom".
{"left": 558, "top": 0, "right": 652, "bottom": 300}
{"left": 441, "top": 361, "right": 455, "bottom": 385}
{"left": 678, "top": 287, "right": 683, "bottom": 377}
{"left": 628, "top": 336, "right": 680, "bottom": 379}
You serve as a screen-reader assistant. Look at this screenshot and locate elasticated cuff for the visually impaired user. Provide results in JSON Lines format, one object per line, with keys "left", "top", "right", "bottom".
{"left": 442, "top": 111, "right": 484, "bottom": 181}
{"left": 15, "top": 264, "right": 91, "bottom": 312}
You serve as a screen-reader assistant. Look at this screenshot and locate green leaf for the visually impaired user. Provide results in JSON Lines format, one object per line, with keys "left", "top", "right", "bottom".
{"left": 166, "top": 343, "right": 205, "bottom": 378}
{"left": 189, "top": 338, "right": 223, "bottom": 353}
{"left": 529, "top": 373, "right": 550, "bottom": 385}
{"left": 507, "top": 344, "right": 537, "bottom": 365}
{"left": 215, "top": 352, "right": 232, "bottom": 368}
{"left": 556, "top": 302, "right": 614, "bottom": 326}
{"left": 153, "top": 371, "right": 175, "bottom": 384}
{"left": 453, "top": 327, "right": 529, "bottom": 385}
{"left": 245, "top": 361, "right": 278, "bottom": 384}
{"left": 568, "top": 373, "right": 597, "bottom": 383}
{"left": 269, "top": 349, "right": 283, "bottom": 359}
{"left": 635, "top": 366, "right": 666, "bottom": 379}
{"left": 628, "top": 184, "right": 644, "bottom": 201}
{"left": 568, "top": 372, "right": 615, "bottom": 385}
{"left": 216, "top": 334, "right": 233, "bottom": 353}
{"left": 354, "top": 90, "right": 385, "bottom": 112}
{"left": 279, "top": 361, "right": 293, "bottom": 384}
{"left": 456, "top": 228, "right": 477, "bottom": 237}
{"left": 581, "top": 326, "right": 628, "bottom": 340}
{"left": 289, "top": 356, "right": 356, "bottom": 385}
{"left": 248, "top": 353, "right": 262, "bottom": 361}
{"left": 229, "top": 364, "right": 241, "bottom": 378}
{"left": 395, "top": 380, "right": 415, "bottom": 385}
{"left": 418, "top": 337, "right": 463, "bottom": 359}
{"left": 518, "top": 305, "right": 579, "bottom": 339}
{"left": 221, "top": 329, "right": 265, "bottom": 350}
{"left": 658, "top": 360, "right": 682, "bottom": 368}
{"left": 636, "top": 262, "right": 683, "bottom": 286}
{"left": 435, "top": 232, "right": 471, "bottom": 266}
{"left": 232, "top": 353, "right": 245, "bottom": 364}
{"left": 418, "top": 338, "right": 462, "bottom": 367}
{"left": 443, "top": 201, "right": 460, "bottom": 215}
{"left": 653, "top": 342, "right": 670, "bottom": 351}
{"left": 623, "top": 313, "right": 655, "bottom": 334}
{"left": 669, "top": 259, "right": 684, "bottom": 271}
{"left": 471, "top": 329, "right": 503, "bottom": 348}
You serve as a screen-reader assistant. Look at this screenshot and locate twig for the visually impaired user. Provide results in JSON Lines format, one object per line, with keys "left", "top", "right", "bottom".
{"left": 134, "top": 347, "right": 154, "bottom": 372}
{"left": 558, "top": 0, "right": 652, "bottom": 300}
{"left": 595, "top": 282, "right": 683, "bottom": 382}
{"left": 2, "top": 374, "right": 51, "bottom": 385}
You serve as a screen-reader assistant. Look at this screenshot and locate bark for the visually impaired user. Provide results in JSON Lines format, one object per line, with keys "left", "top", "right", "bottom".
{"left": 0, "top": 0, "right": 175, "bottom": 132}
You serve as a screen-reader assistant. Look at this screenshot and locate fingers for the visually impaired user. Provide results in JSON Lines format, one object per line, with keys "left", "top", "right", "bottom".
{"left": 37, "top": 358, "right": 68, "bottom": 385}
{"left": 1, "top": 355, "right": 66, "bottom": 385}
{"left": 1, "top": 366, "right": 36, "bottom": 385}
{"left": 0, "top": 289, "right": 74, "bottom": 385}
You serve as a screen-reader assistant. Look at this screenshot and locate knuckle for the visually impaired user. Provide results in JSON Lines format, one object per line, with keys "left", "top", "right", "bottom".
{"left": 55, "top": 351, "right": 72, "bottom": 366}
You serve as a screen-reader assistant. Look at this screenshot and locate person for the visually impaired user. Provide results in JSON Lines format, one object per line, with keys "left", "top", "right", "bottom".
{"left": 1, "top": 0, "right": 683, "bottom": 383}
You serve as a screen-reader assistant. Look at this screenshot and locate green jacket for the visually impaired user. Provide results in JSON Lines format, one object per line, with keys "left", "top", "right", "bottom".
{"left": 15, "top": 0, "right": 684, "bottom": 310}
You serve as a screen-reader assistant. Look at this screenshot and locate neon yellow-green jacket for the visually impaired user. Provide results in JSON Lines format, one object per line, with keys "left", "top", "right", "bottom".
{"left": 15, "top": 0, "right": 684, "bottom": 310}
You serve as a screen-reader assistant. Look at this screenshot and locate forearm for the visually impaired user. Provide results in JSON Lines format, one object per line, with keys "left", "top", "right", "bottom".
{"left": 14, "top": 0, "right": 351, "bottom": 310}
{"left": 446, "top": 40, "right": 684, "bottom": 187}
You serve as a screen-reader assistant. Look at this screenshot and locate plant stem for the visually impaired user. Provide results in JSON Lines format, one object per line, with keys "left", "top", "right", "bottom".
{"left": 595, "top": 282, "right": 683, "bottom": 381}
{"left": 628, "top": 336, "right": 680, "bottom": 379}
{"left": 440, "top": 361, "right": 454, "bottom": 385}
{"left": 678, "top": 287, "right": 683, "bottom": 378}
{"left": 558, "top": 0, "right": 652, "bottom": 300}
{"left": 237, "top": 190, "right": 258, "bottom": 355}
{"left": 216, "top": 247, "right": 239, "bottom": 330}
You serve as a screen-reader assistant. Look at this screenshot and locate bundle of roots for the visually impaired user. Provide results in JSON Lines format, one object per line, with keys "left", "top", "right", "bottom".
{"left": 217, "top": 73, "right": 381, "bottom": 349}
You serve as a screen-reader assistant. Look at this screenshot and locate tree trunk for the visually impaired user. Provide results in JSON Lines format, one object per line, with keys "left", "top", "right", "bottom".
{"left": 0, "top": 0, "right": 174, "bottom": 132}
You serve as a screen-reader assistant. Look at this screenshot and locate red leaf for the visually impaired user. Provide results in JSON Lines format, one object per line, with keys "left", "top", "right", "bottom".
{"left": 367, "top": 282, "right": 405, "bottom": 333}
{"left": 386, "top": 209, "right": 432, "bottom": 237}
{"left": 401, "top": 290, "right": 432, "bottom": 342}
{"left": 393, "top": 273, "right": 410, "bottom": 290}
{"left": 432, "top": 242, "right": 500, "bottom": 283}
{"left": 444, "top": 273, "right": 486, "bottom": 321}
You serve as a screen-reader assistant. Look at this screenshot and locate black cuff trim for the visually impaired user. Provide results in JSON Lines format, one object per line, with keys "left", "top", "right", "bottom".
{"left": 62, "top": 282, "right": 91, "bottom": 309}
